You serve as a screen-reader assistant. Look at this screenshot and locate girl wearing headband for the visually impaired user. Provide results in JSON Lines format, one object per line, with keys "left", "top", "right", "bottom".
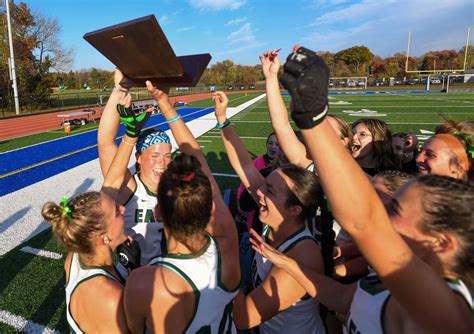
{"left": 98, "top": 69, "right": 172, "bottom": 271}
{"left": 416, "top": 133, "right": 471, "bottom": 180}
{"left": 124, "top": 85, "right": 240, "bottom": 333}
{"left": 41, "top": 92, "right": 151, "bottom": 332}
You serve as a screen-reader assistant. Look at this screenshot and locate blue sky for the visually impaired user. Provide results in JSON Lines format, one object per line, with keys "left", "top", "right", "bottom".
{"left": 21, "top": 0, "right": 474, "bottom": 71}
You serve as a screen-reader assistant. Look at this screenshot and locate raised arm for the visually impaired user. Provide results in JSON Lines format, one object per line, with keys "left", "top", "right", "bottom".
{"left": 260, "top": 50, "right": 312, "bottom": 168}
{"left": 101, "top": 93, "right": 151, "bottom": 200}
{"left": 98, "top": 69, "right": 129, "bottom": 178}
{"left": 213, "top": 91, "right": 265, "bottom": 202}
{"left": 280, "top": 46, "right": 471, "bottom": 333}
{"left": 146, "top": 83, "right": 236, "bottom": 244}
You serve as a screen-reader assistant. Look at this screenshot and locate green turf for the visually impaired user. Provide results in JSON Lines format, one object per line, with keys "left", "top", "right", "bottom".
{"left": 0, "top": 92, "right": 261, "bottom": 153}
{"left": 0, "top": 90, "right": 473, "bottom": 331}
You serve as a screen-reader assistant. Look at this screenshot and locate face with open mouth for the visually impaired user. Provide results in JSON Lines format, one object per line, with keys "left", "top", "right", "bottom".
{"left": 137, "top": 143, "right": 172, "bottom": 190}
{"left": 352, "top": 123, "right": 374, "bottom": 159}
{"left": 416, "top": 137, "right": 456, "bottom": 177}
{"left": 266, "top": 134, "right": 280, "bottom": 160}
{"left": 256, "top": 169, "right": 295, "bottom": 226}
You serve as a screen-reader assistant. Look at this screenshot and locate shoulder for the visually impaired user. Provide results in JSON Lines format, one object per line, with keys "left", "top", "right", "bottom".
{"left": 75, "top": 275, "right": 124, "bottom": 319}
{"left": 285, "top": 237, "right": 323, "bottom": 272}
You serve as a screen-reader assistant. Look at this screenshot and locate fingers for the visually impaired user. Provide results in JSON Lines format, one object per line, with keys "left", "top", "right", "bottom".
{"left": 146, "top": 80, "right": 159, "bottom": 98}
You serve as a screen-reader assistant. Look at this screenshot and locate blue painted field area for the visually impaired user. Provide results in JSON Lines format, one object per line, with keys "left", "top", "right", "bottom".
{"left": 0, "top": 107, "right": 214, "bottom": 196}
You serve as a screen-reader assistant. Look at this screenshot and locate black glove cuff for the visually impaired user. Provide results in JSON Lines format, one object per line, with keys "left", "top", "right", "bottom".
{"left": 291, "top": 104, "right": 328, "bottom": 129}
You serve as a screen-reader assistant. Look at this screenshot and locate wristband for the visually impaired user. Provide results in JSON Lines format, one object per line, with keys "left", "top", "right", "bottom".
{"left": 167, "top": 114, "right": 182, "bottom": 124}
{"left": 122, "top": 138, "right": 135, "bottom": 146}
{"left": 216, "top": 119, "right": 230, "bottom": 129}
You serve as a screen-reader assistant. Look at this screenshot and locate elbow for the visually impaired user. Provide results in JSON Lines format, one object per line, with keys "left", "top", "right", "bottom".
{"left": 232, "top": 308, "right": 250, "bottom": 330}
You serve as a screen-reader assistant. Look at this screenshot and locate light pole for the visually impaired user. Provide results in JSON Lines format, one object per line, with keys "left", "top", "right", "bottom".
{"left": 5, "top": 0, "right": 20, "bottom": 114}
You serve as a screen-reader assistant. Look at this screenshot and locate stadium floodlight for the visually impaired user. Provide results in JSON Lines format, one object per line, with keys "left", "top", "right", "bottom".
{"left": 405, "top": 27, "right": 471, "bottom": 74}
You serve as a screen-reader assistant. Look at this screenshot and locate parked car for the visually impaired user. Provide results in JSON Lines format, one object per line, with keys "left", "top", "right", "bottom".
{"left": 430, "top": 78, "right": 441, "bottom": 84}
{"left": 249, "top": 84, "right": 256, "bottom": 89}
{"left": 227, "top": 85, "right": 234, "bottom": 90}
{"left": 347, "top": 80, "right": 356, "bottom": 87}
{"left": 239, "top": 85, "right": 245, "bottom": 90}
{"left": 358, "top": 81, "right": 366, "bottom": 87}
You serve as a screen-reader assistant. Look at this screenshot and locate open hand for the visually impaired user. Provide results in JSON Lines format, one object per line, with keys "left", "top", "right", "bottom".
{"left": 116, "top": 93, "right": 151, "bottom": 138}
{"left": 249, "top": 228, "right": 287, "bottom": 268}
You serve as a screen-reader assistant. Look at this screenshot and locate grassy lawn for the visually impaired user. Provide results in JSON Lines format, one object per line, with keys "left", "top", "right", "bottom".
{"left": 0, "top": 91, "right": 473, "bottom": 332}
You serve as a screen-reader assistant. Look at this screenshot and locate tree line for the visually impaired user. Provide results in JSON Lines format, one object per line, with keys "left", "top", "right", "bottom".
{"left": 0, "top": 2, "right": 473, "bottom": 111}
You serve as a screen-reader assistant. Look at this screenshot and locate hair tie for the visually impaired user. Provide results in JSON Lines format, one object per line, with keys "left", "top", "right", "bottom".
{"left": 181, "top": 172, "right": 195, "bottom": 182}
{"left": 60, "top": 196, "right": 73, "bottom": 220}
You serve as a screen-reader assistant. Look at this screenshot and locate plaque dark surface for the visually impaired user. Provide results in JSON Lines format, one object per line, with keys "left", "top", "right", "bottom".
{"left": 83, "top": 15, "right": 211, "bottom": 87}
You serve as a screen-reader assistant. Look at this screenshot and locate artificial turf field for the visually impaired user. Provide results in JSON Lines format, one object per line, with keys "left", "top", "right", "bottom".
{"left": 0, "top": 90, "right": 472, "bottom": 332}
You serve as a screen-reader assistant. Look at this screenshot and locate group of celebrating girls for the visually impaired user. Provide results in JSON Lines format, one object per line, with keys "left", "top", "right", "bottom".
{"left": 41, "top": 46, "right": 473, "bottom": 333}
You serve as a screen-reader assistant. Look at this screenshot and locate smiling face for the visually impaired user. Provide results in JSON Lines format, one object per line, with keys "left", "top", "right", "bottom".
{"left": 352, "top": 123, "right": 374, "bottom": 160}
{"left": 416, "top": 137, "right": 456, "bottom": 178}
{"left": 266, "top": 134, "right": 280, "bottom": 160}
{"left": 256, "top": 169, "right": 297, "bottom": 227}
{"left": 137, "top": 143, "right": 172, "bottom": 190}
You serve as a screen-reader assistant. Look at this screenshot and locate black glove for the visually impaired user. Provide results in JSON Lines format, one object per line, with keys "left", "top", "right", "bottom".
{"left": 117, "top": 239, "right": 141, "bottom": 272}
{"left": 117, "top": 104, "right": 151, "bottom": 138}
{"left": 279, "top": 46, "right": 330, "bottom": 129}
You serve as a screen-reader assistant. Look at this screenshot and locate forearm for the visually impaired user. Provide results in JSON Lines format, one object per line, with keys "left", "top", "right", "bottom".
{"left": 98, "top": 90, "right": 123, "bottom": 176}
{"left": 266, "top": 77, "right": 309, "bottom": 167}
{"left": 102, "top": 135, "right": 136, "bottom": 197}
{"left": 301, "top": 120, "right": 384, "bottom": 235}
{"left": 219, "top": 125, "right": 264, "bottom": 197}
{"left": 282, "top": 255, "right": 352, "bottom": 314}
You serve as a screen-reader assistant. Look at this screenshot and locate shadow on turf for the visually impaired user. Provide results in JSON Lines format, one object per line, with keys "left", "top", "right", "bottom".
{"left": 72, "top": 177, "right": 95, "bottom": 196}
{"left": 0, "top": 207, "right": 31, "bottom": 235}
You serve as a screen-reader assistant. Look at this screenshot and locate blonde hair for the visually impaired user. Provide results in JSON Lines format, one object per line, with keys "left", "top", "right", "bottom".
{"left": 41, "top": 192, "right": 107, "bottom": 255}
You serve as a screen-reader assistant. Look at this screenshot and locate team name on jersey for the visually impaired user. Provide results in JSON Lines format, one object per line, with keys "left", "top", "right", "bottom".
{"left": 134, "top": 208, "right": 157, "bottom": 223}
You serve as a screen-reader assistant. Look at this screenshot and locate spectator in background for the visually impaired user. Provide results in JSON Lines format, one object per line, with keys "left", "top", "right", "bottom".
{"left": 392, "top": 132, "right": 419, "bottom": 174}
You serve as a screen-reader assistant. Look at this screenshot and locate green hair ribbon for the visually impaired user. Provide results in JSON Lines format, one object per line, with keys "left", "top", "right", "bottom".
{"left": 60, "top": 196, "right": 73, "bottom": 220}
{"left": 452, "top": 131, "right": 474, "bottom": 158}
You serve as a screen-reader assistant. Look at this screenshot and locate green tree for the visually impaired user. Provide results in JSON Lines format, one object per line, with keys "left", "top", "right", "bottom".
{"left": 335, "top": 46, "right": 374, "bottom": 75}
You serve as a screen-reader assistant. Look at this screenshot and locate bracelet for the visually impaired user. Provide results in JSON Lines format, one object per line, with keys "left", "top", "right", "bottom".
{"left": 113, "top": 86, "right": 128, "bottom": 93}
{"left": 122, "top": 138, "right": 135, "bottom": 146}
{"left": 167, "top": 114, "right": 182, "bottom": 124}
{"left": 216, "top": 119, "right": 230, "bottom": 129}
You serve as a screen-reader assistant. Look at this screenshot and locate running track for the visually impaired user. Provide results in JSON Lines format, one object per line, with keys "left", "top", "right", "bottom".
{"left": 0, "top": 106, "right": 215, "bottom": 197}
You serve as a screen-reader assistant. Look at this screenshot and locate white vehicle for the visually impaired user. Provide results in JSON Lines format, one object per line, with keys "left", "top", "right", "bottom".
{"left": 430, "top": 78, "right": 441, "bottom": 84}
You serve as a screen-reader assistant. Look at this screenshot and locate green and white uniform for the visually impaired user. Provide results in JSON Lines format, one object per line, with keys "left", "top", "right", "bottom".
{"left": 344, "top": 273, "right": 473, "bottom": 334}
{"left": 65, "top": 253, "right": 124, "bottom": 333}
{"left": 149, "top": 234, "right": 239, "bottom": 333}
{"left": 123, "top": 173, "right": 166, "bottom": 265}
{"left": 252, "top": 225, "right": 326, "bottom": 334}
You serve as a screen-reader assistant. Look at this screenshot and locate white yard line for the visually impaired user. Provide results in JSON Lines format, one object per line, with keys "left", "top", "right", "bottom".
{"left": 0, "top": 94, "right": 266, "bottom": 256}
{"left": 20, "top": 246, "right": 63, "bottom": 259}
{"left": 0, "top": 310, "right": 60, "bottom": 334}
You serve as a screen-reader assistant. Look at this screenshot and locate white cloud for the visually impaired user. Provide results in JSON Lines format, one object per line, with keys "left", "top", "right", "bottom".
{"left": 177, "top": 26, "right": 195, "bottom": 32}
{"left": 158, "top": 15, "right": 172, "bottom": 25}
{"left": 226, "top": 17, "right": 247, "bottom": 26}
{"left": 188, "top": 0, "right": 246, "bottom": 11}
{"left": 303, "top": 0, "right": 473, "bottom": 57}
{"left": 227, "top": 22, "right": 256, "bottom": 43}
